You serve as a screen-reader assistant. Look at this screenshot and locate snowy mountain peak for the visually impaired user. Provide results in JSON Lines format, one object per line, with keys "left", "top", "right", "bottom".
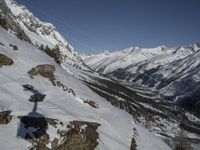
{"left": 0, "top": 0, "right": 82, "bottom": 64}
{"left": 157, "top": 45, "right": 168, "bottom": 51}
{"left": 5, "top": 0, "right": 71, "bottom": 48}
{"left": 83, "top": 43, "right": 200, "bottom": 104}
{"left": 5, "top": 0, "right": 32, "bottom": 17}
{"left": 192, "top": 42, "right": 200, "bottom": 51}
{"left": 102, "top": 50, "right": 110, "bottom": 55}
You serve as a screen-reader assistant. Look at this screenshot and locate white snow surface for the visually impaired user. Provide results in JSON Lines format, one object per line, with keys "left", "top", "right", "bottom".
{"left": 0, "top": 27, "right": 172, "bottom": 149}
{"left": 83, "top": 45, "right": 200, "bottom": 74}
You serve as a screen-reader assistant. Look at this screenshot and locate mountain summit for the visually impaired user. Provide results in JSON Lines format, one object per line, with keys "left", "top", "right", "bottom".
{"left": 83, "top": 44, "right": 200, "bottom": 110}
{"left": 0, "top": 0, "right": 81, "bottom": 64}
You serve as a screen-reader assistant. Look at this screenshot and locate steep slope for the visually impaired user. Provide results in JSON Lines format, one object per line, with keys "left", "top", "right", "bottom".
{"left": 0, "top": 0, "right": 81, "bottom": 65}
{"left": 83, "top": 44, "right": 200, "bottom": 116}
{"left": 0, "top": 23, "right": 175, "bottom": 150}
{"left": 1, "top": 0, "right": 200, "bottom": 149}
{"left": 0, "top": 1, "right": 175, "bottom": 150}
{"left": 73, "top": 64, "right": 200, "bottom": 150}
{"left": 0, "top": 26, "right": 135, "bottom": 150}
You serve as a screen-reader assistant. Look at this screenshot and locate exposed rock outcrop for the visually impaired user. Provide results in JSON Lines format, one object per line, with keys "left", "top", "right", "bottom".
{"left": 0, "top": 110, "right": 12, "bottom": 124}
{"left": 0, "top": 53, "right": 14, "bottom": 67}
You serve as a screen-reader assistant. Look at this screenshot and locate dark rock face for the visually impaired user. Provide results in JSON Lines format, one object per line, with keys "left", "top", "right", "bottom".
{"left": 83, "top": 100, "right": 99, "bottom": 108}
{"left": 28, "top": 64, "right": 57, "bottom": 86}
{"left": 28, "top": 64, "right": 56, "bottom": 83}
{"left": 0, "top": 110, "right": 12, "bottom": 124}
{"left": 56, "top": 121, "right": 100, "bottom": 150}
{"left": 0, "top": 53, "right": 14, "bottom": 67}
{"left": 27, "top": 65, "right": 77, "bottom": 96}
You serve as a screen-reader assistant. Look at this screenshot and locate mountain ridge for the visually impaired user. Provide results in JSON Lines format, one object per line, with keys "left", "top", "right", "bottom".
{"left": 0, "top": 0, "right": 82, "bottom": 65}
{"left": 83, "top": 43, "right": 200, "bottom": 116}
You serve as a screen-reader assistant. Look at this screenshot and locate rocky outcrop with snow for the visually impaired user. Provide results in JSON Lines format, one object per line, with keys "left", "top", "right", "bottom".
{"left": 0, "top": 0, "right": 81, "bottom": 64}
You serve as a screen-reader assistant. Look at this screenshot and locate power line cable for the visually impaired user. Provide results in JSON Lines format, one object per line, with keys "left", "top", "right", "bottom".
{"left": 19, "top": 0, "right": 106, "bottom": 52}
{"left": 16, "top": 0, "right": 200, "bottom": 102}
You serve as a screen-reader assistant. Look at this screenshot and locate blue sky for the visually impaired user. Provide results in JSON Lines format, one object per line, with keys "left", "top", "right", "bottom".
{"left": 16, "top": 0, "right": 200, "bottom": 54}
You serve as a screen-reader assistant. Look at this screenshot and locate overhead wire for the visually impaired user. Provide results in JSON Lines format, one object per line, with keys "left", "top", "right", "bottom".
{"left": 16, "top": 0, "right": 200, "bottom": 103}
{"left": 19, "top": 0, "right": 106, "bottom": 53}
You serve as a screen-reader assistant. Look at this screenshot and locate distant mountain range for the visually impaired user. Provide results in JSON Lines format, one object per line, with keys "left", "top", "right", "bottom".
{"left": 83, "top": 44, "right": 200, "bottom": 117}
{"left": 0, "top": 0, "right": 200, "bottom": 149}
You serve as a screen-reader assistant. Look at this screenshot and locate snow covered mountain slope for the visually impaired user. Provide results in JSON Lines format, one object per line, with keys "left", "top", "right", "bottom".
{"left": 0, "top": 0, "right": 200, "bottom": 149}
{"left": 83, "top": 44, "right": 200, "bottom": 116}
{"left": 0, "top": 26, "right": 172, "bottom": 150}
{"left": 0, "top": 1, "right": 174, "bottom": 149}
{"left": 0, "top": 0, "right": 81, "bottom": 64}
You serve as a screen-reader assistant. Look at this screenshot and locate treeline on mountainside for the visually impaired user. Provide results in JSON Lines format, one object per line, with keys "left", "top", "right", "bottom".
{"left": 39, "top": 44, "right": 62, "bottom": 65}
